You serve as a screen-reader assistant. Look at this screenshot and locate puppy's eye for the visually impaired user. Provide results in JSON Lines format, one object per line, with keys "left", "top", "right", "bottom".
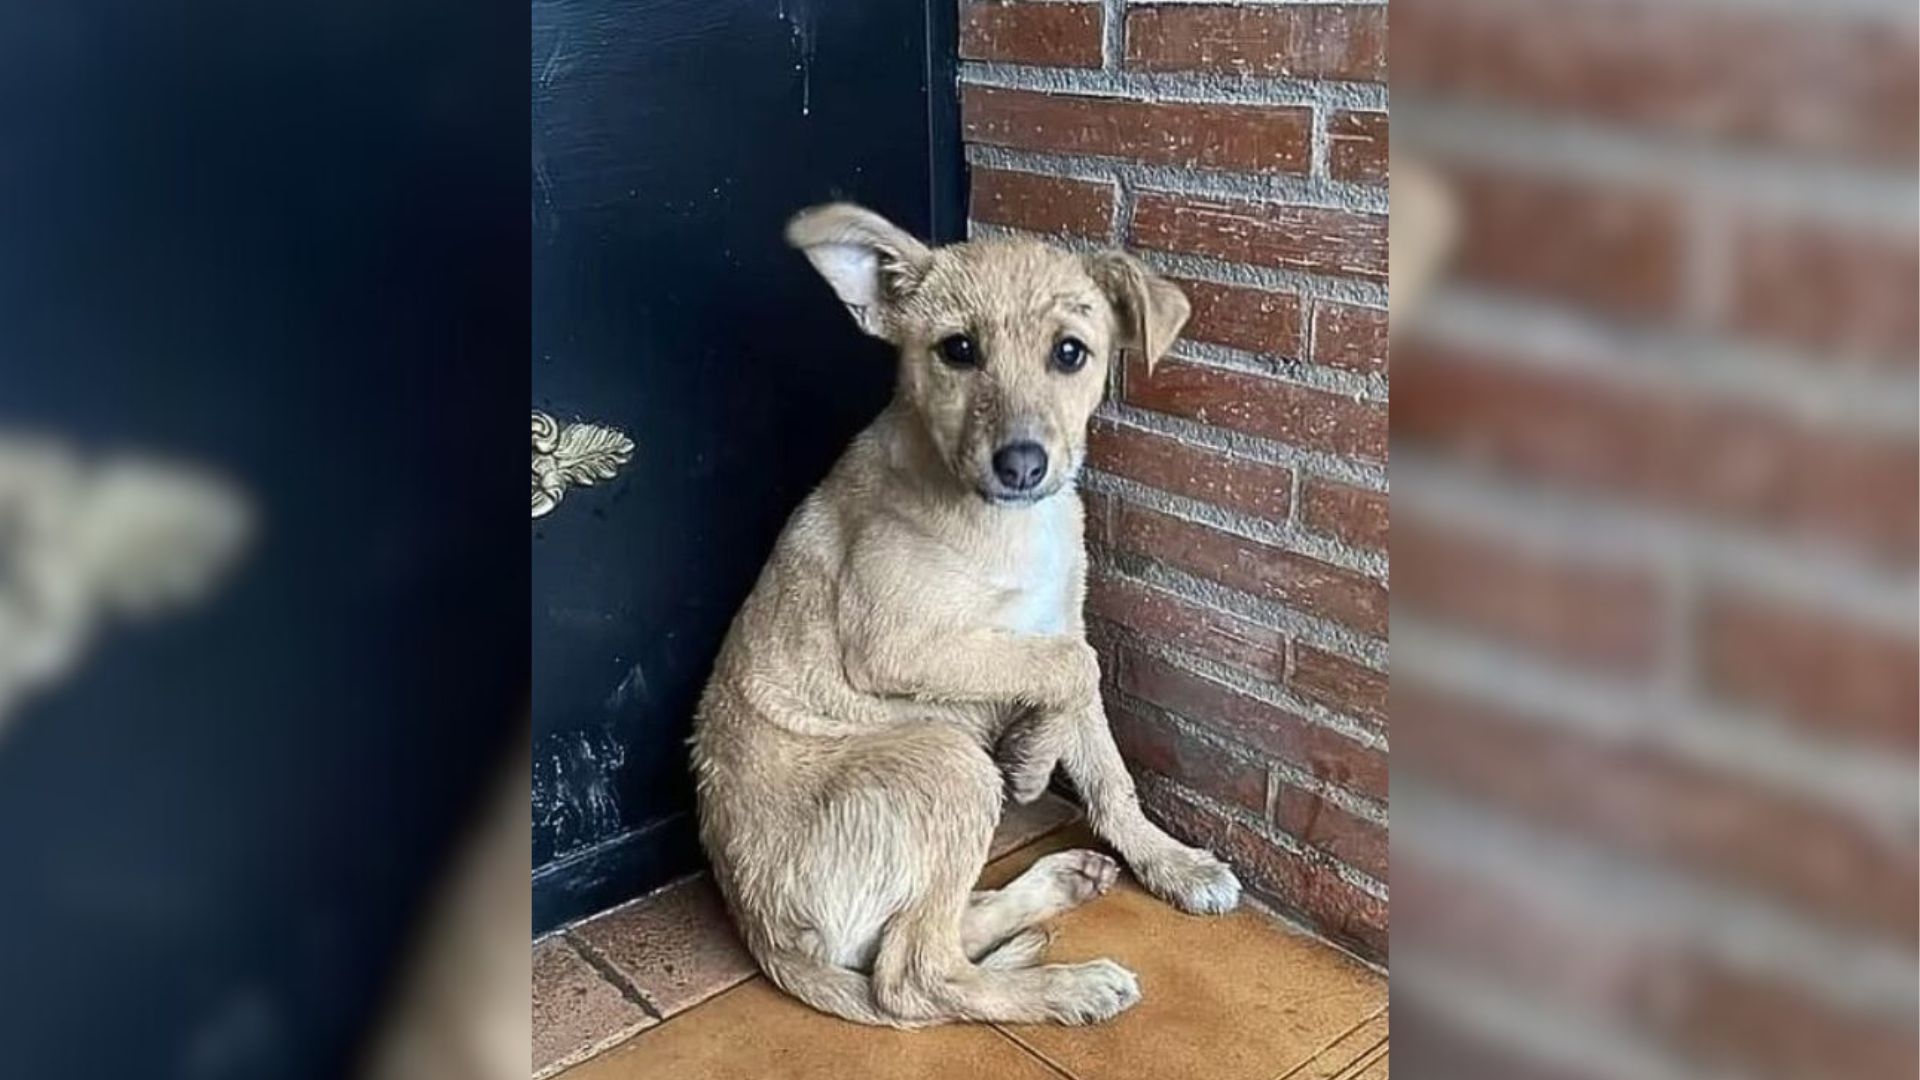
{"left": 1051, "top": 337, "right": 1089, "bottom": 373}
{"left": 936, "top": 334, "right": 978, "bottom": 368}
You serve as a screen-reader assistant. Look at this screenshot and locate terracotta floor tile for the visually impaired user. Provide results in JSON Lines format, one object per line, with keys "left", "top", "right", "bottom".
{"left": 983, "top": 828, "right": 1387, "bottom": 1080}
{"left": 532, "top": 937, "right": 655, "bottom": 1079}
{"left": 557, "top": 978, "right": 1064, "bottom": 1080}
{"left": 990, "top": 792, "right": 1081, "bottom": 860}
{"left": 546, "top": 802, "right": 1382, "bottom": 1080}
{"left": 1282, "top": 1009, "right": 1388, "bottom": 1079}
{"left": 572, "top": 875, "right": 757, "bottom": 1017}
{"left": 1345, "top": 1047, "right": 1389, "bottom": 1079}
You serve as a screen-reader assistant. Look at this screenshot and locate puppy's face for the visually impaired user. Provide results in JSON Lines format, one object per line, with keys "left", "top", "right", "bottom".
{"left": 787, "top": 205, "right": 1189, "bottom": 506}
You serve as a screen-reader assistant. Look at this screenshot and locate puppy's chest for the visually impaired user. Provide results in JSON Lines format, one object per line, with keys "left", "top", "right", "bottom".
{"left": 987, "top": 502, "right": 1079, "bottom": 636}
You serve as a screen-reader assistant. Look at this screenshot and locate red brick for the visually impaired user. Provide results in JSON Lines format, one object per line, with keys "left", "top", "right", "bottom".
{"left": 969, "top": 167, "right": 1112, "bottom": 238}
{"left": 1101, "top": 498, "right": 1388, "bottom": 637}
{"left": 1396, "top": 342, "right": 1920, "bottom": 565}
{"left": 1397, "top": 513, "right": 1662, "bottom": 673}
{"left": 1398, "top": 857, "right": 1920, "bottom": 1079}
{"left": 1327, "top": 110, "right": 1388, "bottom": 183}
{"left": 1172, "top": 277, "right": 1304, "bottom": 360}
{"left": 1298, "top": 478, "right": 1386, "bottom": 551}
{"left": 1087, "top": 572, "right": 1286, "bottom": 683}
{"left": 1677, "top": 960, "right": 1920, "bottom": 1078}
{"left": 1398, "top": 680, "right": 1920, "bottom": 941}
{"left": 1134, "top": 767, "right": 1234, "bottom": 851}
{"left": 1131, "top": 192, "right": 1387, "bottom": 281}
{"left": 1115, "top": 645, "right": 1387, "bottom": 799}
{"left": 1271, "top": 776, "right": 1387, "bottom": 881}
{"left": 1138, "top": 775, "right": 1387, "bottom": 961}
{"left": 1124, "top": 354, "right": 1388, "bottom": 462}
{"left": 1395, "top": 1001, "right": 1607, "bottom": 1080}
{"left": 1124, "top": 4, "right": 1387, "bottom": 82}
{"left": 1784, "top": 429, "right": 1920, "bottom": 567}
{"left": 959, "top": 1, "right": 1104, "bottom": 69}
{"left": 1217, "top": 809, "right": 1388, "bottom": 960}
{"left": 1291, "top": 646, "right": 1388, "bottom": 728}
{"left": 1309, "top": 301, "right": 1388, "bottom": 375}
{"left": 1699, "top": 593, "right": 1918, "bottom": 751}
{"left": 961, "top": 86, "right": 1311, "bottom": 173}
{"left": 1395, "top": 0, "right": 1919, "bottom": 166}
{"left": 1397, "top": 857, "right": 1666, "bottom": 1022}
{"left": 1726, "top": 216, "right": 1920, "bottom": 365}
{"left": 1109, "top": 700, "right": 1269, "bottom": 815}
{"left": 1444, "top": 165, "right": 1684, "bottom": 320}
{"left": 1087, "top": 418, "right": 1292, "bottom": 524}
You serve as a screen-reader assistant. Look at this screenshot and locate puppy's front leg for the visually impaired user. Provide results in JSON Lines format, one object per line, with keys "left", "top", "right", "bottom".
{"left": 1059, "top": 702, "right": 1242, "bottom": 915}
{"left": 849, "top": 628, "right": 1099, "bottom": 714}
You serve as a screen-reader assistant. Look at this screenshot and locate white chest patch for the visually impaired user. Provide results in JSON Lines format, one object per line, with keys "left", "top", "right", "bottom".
{"left": 998, "top": 499, "right": 1075, "bottom": 636}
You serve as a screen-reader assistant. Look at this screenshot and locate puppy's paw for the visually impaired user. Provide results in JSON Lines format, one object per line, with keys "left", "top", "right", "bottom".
{"left": 1135, "top": 845, "right": 1241, "bottom": 915}
{"left": 1030, "top": 848, "right": 1119, "bottom": 907}
{"left": 1045, "top": 959, "right": 1141, "bottom": 1025}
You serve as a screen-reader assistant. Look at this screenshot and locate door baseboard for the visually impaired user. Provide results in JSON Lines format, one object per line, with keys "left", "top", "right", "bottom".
{"left": 532, "top": 812, "right": 703, "bottom": 935}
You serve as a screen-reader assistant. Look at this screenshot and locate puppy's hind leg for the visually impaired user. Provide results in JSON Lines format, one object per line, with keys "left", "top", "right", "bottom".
{"left": 962, "top": 849, "right": 1118, "bottom": 959}
{"left": 866, "top": 730, "right": 1141, "bottom": 1027}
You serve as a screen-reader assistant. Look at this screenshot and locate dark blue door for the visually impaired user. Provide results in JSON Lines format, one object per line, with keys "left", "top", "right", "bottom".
{"left": 530, "top": 0, "right": 963, "bottom": 933}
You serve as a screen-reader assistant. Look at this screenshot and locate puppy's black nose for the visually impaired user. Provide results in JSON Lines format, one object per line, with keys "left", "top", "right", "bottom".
{"left": 992, "top": 441, "right": 1048, "bottom": 491}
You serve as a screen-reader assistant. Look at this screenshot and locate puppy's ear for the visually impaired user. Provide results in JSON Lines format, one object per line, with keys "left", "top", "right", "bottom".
{"left": 1085, "top": 251, "right": 1189, "bottom": 374}
{"left": 785, "top": 203, "right": 932, "bottom": 340}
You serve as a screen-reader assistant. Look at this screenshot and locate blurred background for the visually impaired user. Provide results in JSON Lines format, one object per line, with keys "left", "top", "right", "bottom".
{"left": 1392, "top": 0, "right": 1919, "bottom": 1077}
{"left": 0, "top": 1, "right": 528, "bottom": 1077}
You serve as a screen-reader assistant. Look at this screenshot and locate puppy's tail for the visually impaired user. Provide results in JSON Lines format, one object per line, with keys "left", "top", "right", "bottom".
{"left": 756, "top": 948, "right": 921, "bottom": 1029}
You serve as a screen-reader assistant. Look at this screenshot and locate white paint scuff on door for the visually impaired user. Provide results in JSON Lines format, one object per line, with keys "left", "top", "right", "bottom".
{"left": 777, "top": 0, "right": 817, "bottom": 116}
{"left": 531, "top": 723, "right": 630, "bottom": 855}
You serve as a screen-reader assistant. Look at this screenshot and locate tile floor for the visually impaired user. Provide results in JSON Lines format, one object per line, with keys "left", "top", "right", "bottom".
{"left": 533, "top": 794, "right": 1387, "bottom": 1079}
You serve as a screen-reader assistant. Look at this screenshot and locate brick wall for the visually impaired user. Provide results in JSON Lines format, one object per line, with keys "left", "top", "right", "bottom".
{"left": 959, "top": 0, "right": 1390, "bottom": 961}
{"left": 1395, "top": 0, "right": 1918, "bottom": 1076}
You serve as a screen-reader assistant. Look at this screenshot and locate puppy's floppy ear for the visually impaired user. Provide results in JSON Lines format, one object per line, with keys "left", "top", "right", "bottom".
{"left": 1085, "top": 250, "right": 1190, "bottom": 375}
{"left": 785, "top": 203, "right": 933, "bottom": 341}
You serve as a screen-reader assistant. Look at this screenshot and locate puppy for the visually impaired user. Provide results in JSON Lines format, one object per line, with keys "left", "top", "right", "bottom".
{"left": 691, "top": 205, "right": 1241, "bottom": 1029}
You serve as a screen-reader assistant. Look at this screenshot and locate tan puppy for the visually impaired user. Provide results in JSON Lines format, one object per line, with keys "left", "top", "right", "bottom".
{"left": 691, "top": 205, "right": 1241, "bottom": 1029}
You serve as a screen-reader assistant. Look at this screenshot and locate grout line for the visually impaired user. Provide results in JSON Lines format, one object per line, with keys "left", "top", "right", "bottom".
{"left": 1392, "top": 454, "right": 1916, "bottom": 633}
{"left": 960, "top": 59, "right": 1390, "bottom": 111}
{"left": 532, "top": 1015, "right": 660, "bottom": 1080}
{"left": 1396, "top": 97, "right": 1920, "bottom": 227}
{"left": 1270, "top": 1007, "right": 1388, "bottom": 1080}
{"left": 1330, "top": 1038, "right": 1388, "bottom": 1080}
{"left": 565, "top": 930, "right": 665, "bottom": 1020}
{"left": 1166, "top": 336, "right": 1388, "bottom": 401}
{"left": 1099, "top": 0, "right": 1124, "bottom": 75}
{"left": 989, "top": 1024, "right": 1083, "bottom": 1080}
{"left": 964, "top": 142, "right": 1391, "bottom": 214}
{"left": 969, "top": 219, "right": 1390, "bottom": 306}
{"left": 1414, "top": 284, "right": 1920, "bottom": 435}
{"left": 1307, "top": 102, "right": 1330, "bottom": 181}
